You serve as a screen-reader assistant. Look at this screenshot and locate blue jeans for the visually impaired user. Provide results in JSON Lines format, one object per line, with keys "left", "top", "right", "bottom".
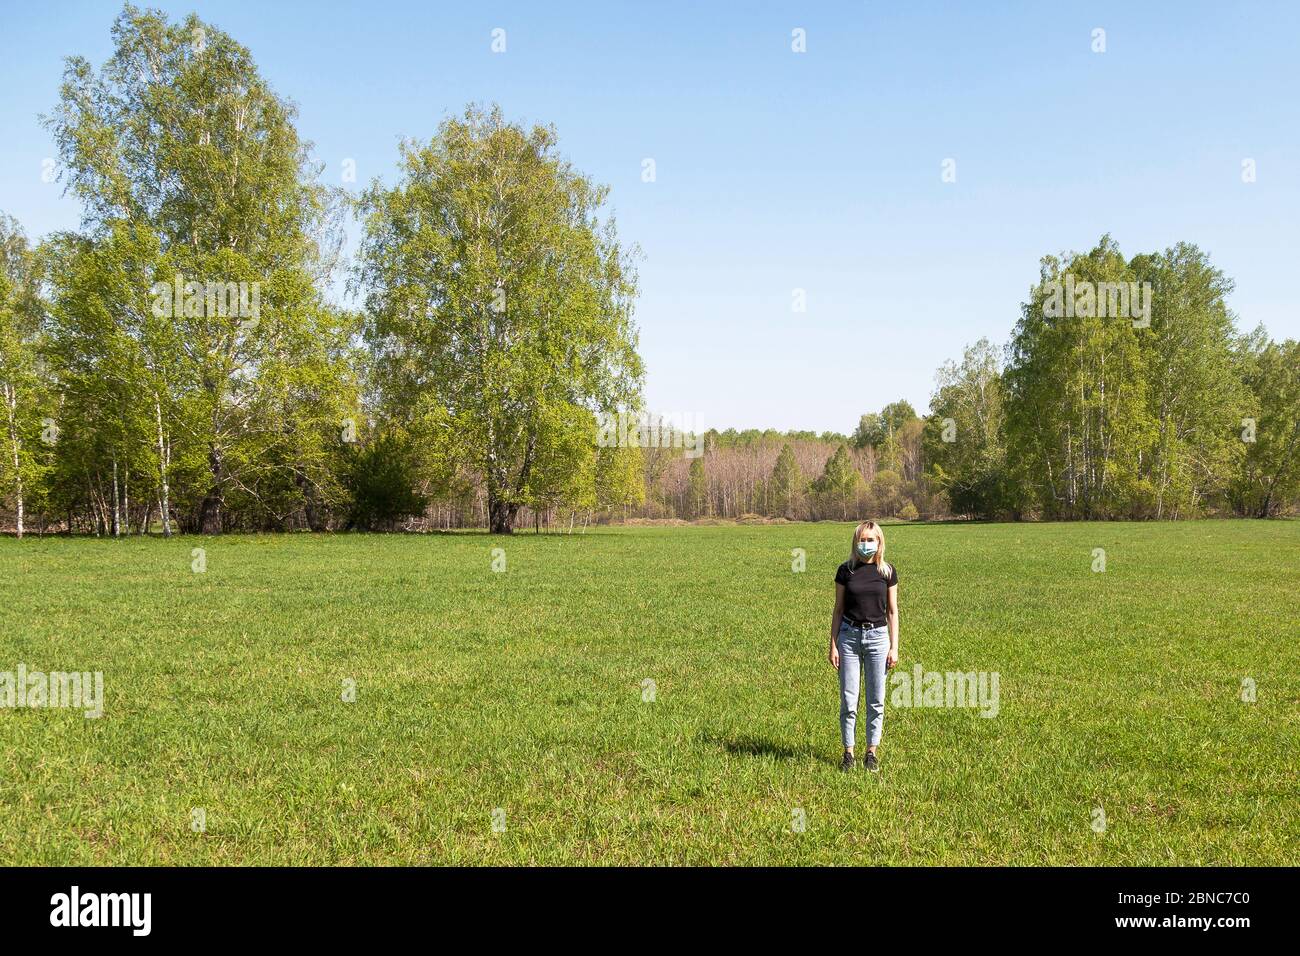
{"left": 838, "top": 621, "right": 889, "bottom": 749}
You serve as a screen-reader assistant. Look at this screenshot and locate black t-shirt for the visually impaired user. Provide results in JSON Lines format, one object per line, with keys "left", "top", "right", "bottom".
{"left": 835, "top": 560, "right": 898, "bottom": 626}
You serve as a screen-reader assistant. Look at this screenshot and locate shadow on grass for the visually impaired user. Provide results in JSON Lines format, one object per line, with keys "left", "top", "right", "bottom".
{"left": 702, "top": 732, "right": 827, "bottom": 764}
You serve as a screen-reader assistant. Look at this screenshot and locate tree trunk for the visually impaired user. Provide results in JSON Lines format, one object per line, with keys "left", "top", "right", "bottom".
{"left": 295, "top": 468, "right": 326, "bottom": 532}
{"left": 488, "top": 495, "right": 517, "bottom": 534}
{"left": 155, "top": 396, "right": 172, "bottom": 537}
{"left": 111, "top": 458, "right": 121, "bottom": 538}
{"left": 3, "top": 383, "right": 22, "bottom": 540}
{"left": 199, "top": 443, "right": 224, "bottom": 534}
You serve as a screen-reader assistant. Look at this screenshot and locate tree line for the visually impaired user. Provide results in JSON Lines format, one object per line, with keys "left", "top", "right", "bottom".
{"left": 1, "top": 7, "right": 1296, "bottom": 539}
{"left": 925, "top": 238, "right": 1299, "bottom": 520}
{"left": 1, "top": 7, "right": 642, "bottom": 537}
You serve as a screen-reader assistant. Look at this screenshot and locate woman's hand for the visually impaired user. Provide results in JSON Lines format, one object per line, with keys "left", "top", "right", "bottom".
{"left": 828, "top": 641, "right": 840, "bottom": 670}
{"left": 886, "top": 645, "right": 898, "bottom": 670}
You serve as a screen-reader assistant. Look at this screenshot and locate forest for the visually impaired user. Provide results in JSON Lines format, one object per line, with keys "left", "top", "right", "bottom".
{"left": 2, "top": 7, "right": 1297, "bottom": 537}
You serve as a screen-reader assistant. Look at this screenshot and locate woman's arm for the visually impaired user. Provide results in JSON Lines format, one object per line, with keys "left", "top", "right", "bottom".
{"left": 886, "top": 583, "right": 900, "bottom": 669}
{"left": 829, "top": 584, "right": 845, "bottom": 668}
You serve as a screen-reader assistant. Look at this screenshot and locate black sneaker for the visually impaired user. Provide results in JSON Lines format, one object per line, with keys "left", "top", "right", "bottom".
{"left": 840, "top": 752, "right": 855, "bottom": 772}
{"left": 864, "top": 752, "right": 879, "bottom": 772}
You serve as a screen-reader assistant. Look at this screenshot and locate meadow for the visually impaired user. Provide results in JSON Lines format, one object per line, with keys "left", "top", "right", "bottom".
{"left": 0, "top": 520, "right": 1295, "bottom": 865}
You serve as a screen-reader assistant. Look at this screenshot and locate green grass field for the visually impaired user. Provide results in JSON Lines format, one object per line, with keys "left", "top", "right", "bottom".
{"left": 0, "top": 520, "right": 1296, "bottom": 865}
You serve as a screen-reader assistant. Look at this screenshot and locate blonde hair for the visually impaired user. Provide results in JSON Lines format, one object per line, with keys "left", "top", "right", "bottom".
{"left": 848, "top": 520, "right": 890, "bottom": 577}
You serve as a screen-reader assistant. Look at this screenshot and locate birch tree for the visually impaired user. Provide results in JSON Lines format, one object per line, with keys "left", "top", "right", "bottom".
{"left": 1230, "top": 333, "right": 1300, "bottom": 516}
{"left": 1005, "top": 238, "right": 1153, "bottom": 518}
{"left": 45, "top": 4, "right": 356, "bottom": 533}
{"left": 0, "top": 216, "right": 48, "bottom": 538}
{"left": 1131, "top": 244, "right": 1245, "bottom": 518}
{"left": 355, "top": 105, "right": 643, "bottom": 533}
{"left": 923, "top": 338, "right": 1011, "bottom": 518}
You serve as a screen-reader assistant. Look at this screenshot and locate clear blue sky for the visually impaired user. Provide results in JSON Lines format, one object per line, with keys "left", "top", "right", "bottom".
{"left": 2, "top": 1, "right": 1297, "bottom": 434}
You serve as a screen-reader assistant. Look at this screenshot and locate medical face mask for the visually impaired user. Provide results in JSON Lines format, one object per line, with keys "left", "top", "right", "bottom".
{"left": 856, "top": 540, "right": 878, "bottom": 560}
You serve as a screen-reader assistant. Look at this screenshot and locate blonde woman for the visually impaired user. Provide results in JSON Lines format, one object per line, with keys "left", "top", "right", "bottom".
{"left": 828, "top": 520, "right": 899, "bottom": 771}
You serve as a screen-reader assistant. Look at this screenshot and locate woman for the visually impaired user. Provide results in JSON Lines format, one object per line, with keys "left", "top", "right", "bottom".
{"left": 829, "top": 520, "right": 899, "bottom": 772}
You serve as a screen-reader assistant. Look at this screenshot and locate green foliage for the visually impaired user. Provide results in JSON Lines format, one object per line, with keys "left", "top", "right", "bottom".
{"left": 811, "top": 444, "right": 862, "bottom": 520}
{"left": 4, "top": 7, "right": 1296, "bottom": 532}
{"left": 995, "top": 236, "right": 1291, "bottom": 520}
{"left": 769, "top": 443, "right": 803, "bottom": 518}
{"left": 686, "top": 456, "right": 709, "bottom": 518}
{"left": 853, "top": 401, "right": 918, "bottom": 449}
{"left": 595, "top": 443, "right": 646, "bottom": 512}
{"left": 923, "top": 338, "right": 1013, "bottom": 518}
{"left": 868, "top": 468, "right": 903, "bottom": 516}
{"left": 1229, "top": 335, "right": 1300, "bottom": 516}
{"left": 0, "top": 216, "right": 53, "bottom": 537}
{"left": 1130, "top": 244, "right": 1247, "bottom": 518}
{"left": 42, "top": 4, "right": 358, "bottom": 533}
{"left": 355, "top": 104, "right": 643, "bottom": 534}
{"left": 342, "top": 432, "right": 430, "bottom": 531}
{"left": 1005, "top": 237, "right": 1151, "bottom": 519}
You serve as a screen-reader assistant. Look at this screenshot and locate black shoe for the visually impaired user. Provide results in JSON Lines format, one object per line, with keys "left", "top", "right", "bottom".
{"left": 840, "top": 752, "right": 855, "bottom": 772}
{"left": 864, "top": 752, "right": 879, "bottom": 772}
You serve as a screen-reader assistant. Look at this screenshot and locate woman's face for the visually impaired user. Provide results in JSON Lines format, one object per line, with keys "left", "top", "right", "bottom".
{"left": 856, "top": 526, "right": 880, "bottom": 558}
{"left": 858, "top": 527, "right": 880, "bottom": 548}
